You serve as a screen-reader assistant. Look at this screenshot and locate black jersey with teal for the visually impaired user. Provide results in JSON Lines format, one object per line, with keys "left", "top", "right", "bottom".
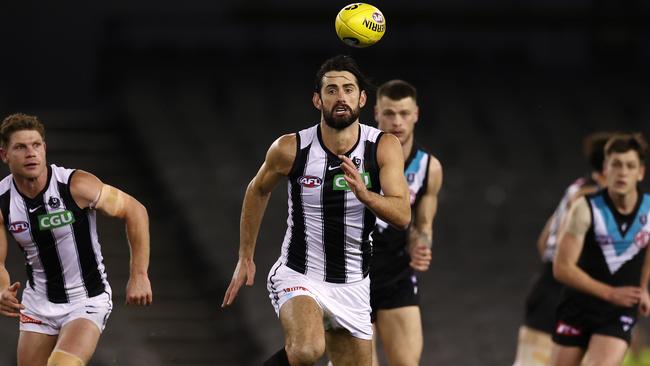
{"left": 561, "top": 189, "right": 650, "bottom": 311}
{"left": 370, "top": 144, "right": 431, "bottom": 289}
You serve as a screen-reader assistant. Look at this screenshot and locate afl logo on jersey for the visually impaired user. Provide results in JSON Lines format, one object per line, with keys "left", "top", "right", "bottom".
{"left": 8, "top": 221, "right": 29, "bottom": 234}
{"left": 298, "top": 176, "right": 322, "bottom": 188}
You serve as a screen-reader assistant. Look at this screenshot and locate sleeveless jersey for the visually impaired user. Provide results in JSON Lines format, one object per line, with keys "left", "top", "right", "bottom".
{"left": 564, "top": 189, "right": 650, "bottom": 308}
{"left": 371, "top": 145, "right": 430, "bottom": 286}
{"left": 543, "top": 177, "right": 594, "bottom": 262}
{"left": 0, "top": 165, "right": 108, "bottom": 304}
{"left": 280, "top": 123, "right": 383, "bottom": 284}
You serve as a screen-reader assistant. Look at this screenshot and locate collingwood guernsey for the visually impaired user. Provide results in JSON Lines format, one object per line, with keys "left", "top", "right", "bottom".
{"left": 281, "top": 123, "right": 383, "bottom": 284}
{"left": 0, "top": 164, "right": 108, "bottom": 303}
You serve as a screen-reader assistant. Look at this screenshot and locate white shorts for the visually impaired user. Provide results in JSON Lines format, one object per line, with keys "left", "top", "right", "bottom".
{"left": 19, "top": 286, "right": 113, "bottom": 335}
{"left": 267, "top": 260, "right": 373, "bottom": 340}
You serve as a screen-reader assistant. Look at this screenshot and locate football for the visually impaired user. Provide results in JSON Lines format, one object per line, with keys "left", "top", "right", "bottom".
{"left": 335, "top": 3, "right": 386, "bottom": 48}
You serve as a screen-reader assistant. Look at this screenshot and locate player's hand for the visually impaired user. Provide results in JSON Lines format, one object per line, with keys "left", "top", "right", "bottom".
{"left": 605, "top": 286, "right": 642, "bottom": 307}
{"left": 222, "top": 258, "right": 256, "bottom": 308}
{"left": 339, "top": 155, "right": 369, "bottom": 202}
{"left": 0, "top": 282, "right": 24, "bottom": 318}
{"left": 639, "top": 290, "right": 650, "bottom": 316}
{"left": 409, "top": 245, "right": 432, "bottom": 272}
{"left": 126, "top": 274, "right": 153, "bottom": 306}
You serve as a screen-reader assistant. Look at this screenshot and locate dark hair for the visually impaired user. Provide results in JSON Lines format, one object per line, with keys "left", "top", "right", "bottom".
{"left": 605, "top": 132, "right": 648, "bottom": 163}
{"left": 0, "top": 113, "right": 45, "bottom": 147}
{"left": 582, "top": 131, "right": 614, "bottom": 173}
{"left": 314, "top": 55, "right": 372, "bottom": 93}
{"left": 376, "top": 79, "right": 417, "bottom": 101}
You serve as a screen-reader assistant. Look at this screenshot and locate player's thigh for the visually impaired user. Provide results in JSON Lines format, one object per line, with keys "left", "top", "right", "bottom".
{"left": 375, "top": 305, "right": 422, "bottom": 365}
{"left": 54, "top": 318, "right": 101, "bottom": 363}
{"left": 513, "top": 326, "right": 554, "bottom": 366}
{"left": 17, "top": 331, "right": 57, "bottom": 366}
{"left": 371, "top": 324, "right": 380, "bottom": 366}
{"left": 279, "top": 295, "right": 326, "bottom": 352}
{"left": 582, "top": 334, "right": 628, "bottom": 366}
{"left": 326, "top": 328, "right": 371, "bottom": 366}
{"left": 549, "top": 344, "right": 584, "bottom": 366}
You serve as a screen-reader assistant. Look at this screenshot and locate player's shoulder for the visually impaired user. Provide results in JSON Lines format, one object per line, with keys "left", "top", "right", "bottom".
{"left": 0, "top": 174, "right": 12, "bottom": 195}
{"left": 413, "top": 143, "right": 442, "bottom": 171}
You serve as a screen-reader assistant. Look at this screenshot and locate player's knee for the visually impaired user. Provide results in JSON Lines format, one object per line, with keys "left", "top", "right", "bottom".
{"left": 286, "top": 339, "right": 325, "bottom": 365}
{"left": 47, "top": 350, "right": 85, "bottom": 366}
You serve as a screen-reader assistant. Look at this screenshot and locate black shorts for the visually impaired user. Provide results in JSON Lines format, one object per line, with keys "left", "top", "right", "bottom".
{"left": 552, "top": 298, "right": 637, "bottom": 348}
{"left": 370, "top": 273, "right": 419, "bottom": 322}
{"left": 524, "top": 263, "right": 564, "bottom": 334}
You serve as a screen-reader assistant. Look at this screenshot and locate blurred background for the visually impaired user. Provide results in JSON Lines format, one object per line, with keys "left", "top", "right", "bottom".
{"left": 1, "top": 0, "right": 650, "bottom": 365}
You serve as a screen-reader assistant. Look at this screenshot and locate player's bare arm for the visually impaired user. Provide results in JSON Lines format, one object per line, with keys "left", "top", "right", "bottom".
{"left": 71, "top": 170, "right": 152, "bottom": 306}
{"left": 554, "top": 197, "right": 641, "bottom": 307}
{"left": 408, "top": 156, "right": 442, "bottom": 272}
{"left": 0, "top": 211, "right": 23, "bottom": 318}
{"left": 222, "top": 134, "right": 296, "bottom": 308}
{"left": 341, "top": 133, "right": 410, "bottom": 229}
{"left": 639, "top": 238, "right": 650, "bottom": 316}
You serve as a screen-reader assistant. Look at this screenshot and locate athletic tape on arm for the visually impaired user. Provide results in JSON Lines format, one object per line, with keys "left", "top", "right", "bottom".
{"left": 93, "top": 184, "right": 128, "bottom": 217}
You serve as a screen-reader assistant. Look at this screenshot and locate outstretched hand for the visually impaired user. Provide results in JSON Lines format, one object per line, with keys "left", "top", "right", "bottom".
{"left": 0, "top": 282, "right": 24, "bottom": 318}
{"left": 222, "top": 258, "right": 256, "bottom": 308}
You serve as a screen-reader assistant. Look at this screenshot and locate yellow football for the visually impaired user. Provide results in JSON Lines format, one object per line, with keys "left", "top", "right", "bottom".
{"left": 335, "top": 3, "right": 386, "bottom": 48}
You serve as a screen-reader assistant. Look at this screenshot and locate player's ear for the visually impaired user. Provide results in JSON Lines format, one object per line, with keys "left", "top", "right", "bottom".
{"left": 414, "top": 105, "right": 420, "bottom": 124}
{"left": 639, "top": 164, "right": 645, "bottom": 182}
{"left": 0, "top": 148, "right": 6, "bottom": 163}
{"left": 312, "top": 92, "right": 322, "bottom": 111}
{"left": 359, "top": 90, "right": 367, "bottom": 108}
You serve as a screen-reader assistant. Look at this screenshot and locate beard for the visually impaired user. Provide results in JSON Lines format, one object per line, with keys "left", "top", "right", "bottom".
{"left": 323, "top": 103, "right": 360, "bottom": 130}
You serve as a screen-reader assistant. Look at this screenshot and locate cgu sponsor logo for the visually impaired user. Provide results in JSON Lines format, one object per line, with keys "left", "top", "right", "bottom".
{"left": 38, "top": 210, "right": 75, "bottom": 231}
{"left": 298, "top": 175, "right": 323, "bottom": 188}
{"left": 333, "top": 173, "right": 372, "bottom": 191}
{"left": 363, "top": 18, "right": 385, "bottom": 32}
{"left": 8, "top": 221, "right": 29, "bottom": 234}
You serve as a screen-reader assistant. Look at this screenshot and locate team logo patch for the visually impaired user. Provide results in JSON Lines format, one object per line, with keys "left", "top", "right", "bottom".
{"left": 20, "top": 313, "right": 43, "bottom": 325}
{"left": 352, "top": 157, "right": 362, "bottom": 169}
{"left": 556, "top": 321, "right": 581, "bottom": 336}
{"left": 333, "top": 173, "right": 372, "bottom": 191}
{"left": 8, "top": 221, "right": 29, "bottom": 234}
{"left": 48, "top": 196, "right": 61, "bottom": 209}
{"left": 298, "top": 176, "right": 322, "bottom": 188}
{"left": 635, "top": 231, "right": 650, "bottom": 249}
{"left": 38, "top": 210, "right": 75, "bottom": 231}
{"left": 641, "top": 214, "right": 648, "bottom": 225}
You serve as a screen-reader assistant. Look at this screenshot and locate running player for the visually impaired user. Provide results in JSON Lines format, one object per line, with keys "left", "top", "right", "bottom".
{"left": 551, "top": 133, "right": 650, "bottom": 366}
{"left": 221, "top": 55, "right": 411, "bottom": 366}
{"left": 514, "top": 132, "right": 612, "bottom": 366}
{"left": 370, "top": 79, "right": 442, "bottom": 366}
{"left": 0, "top": 113, "right": 152, "bottom": 366}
